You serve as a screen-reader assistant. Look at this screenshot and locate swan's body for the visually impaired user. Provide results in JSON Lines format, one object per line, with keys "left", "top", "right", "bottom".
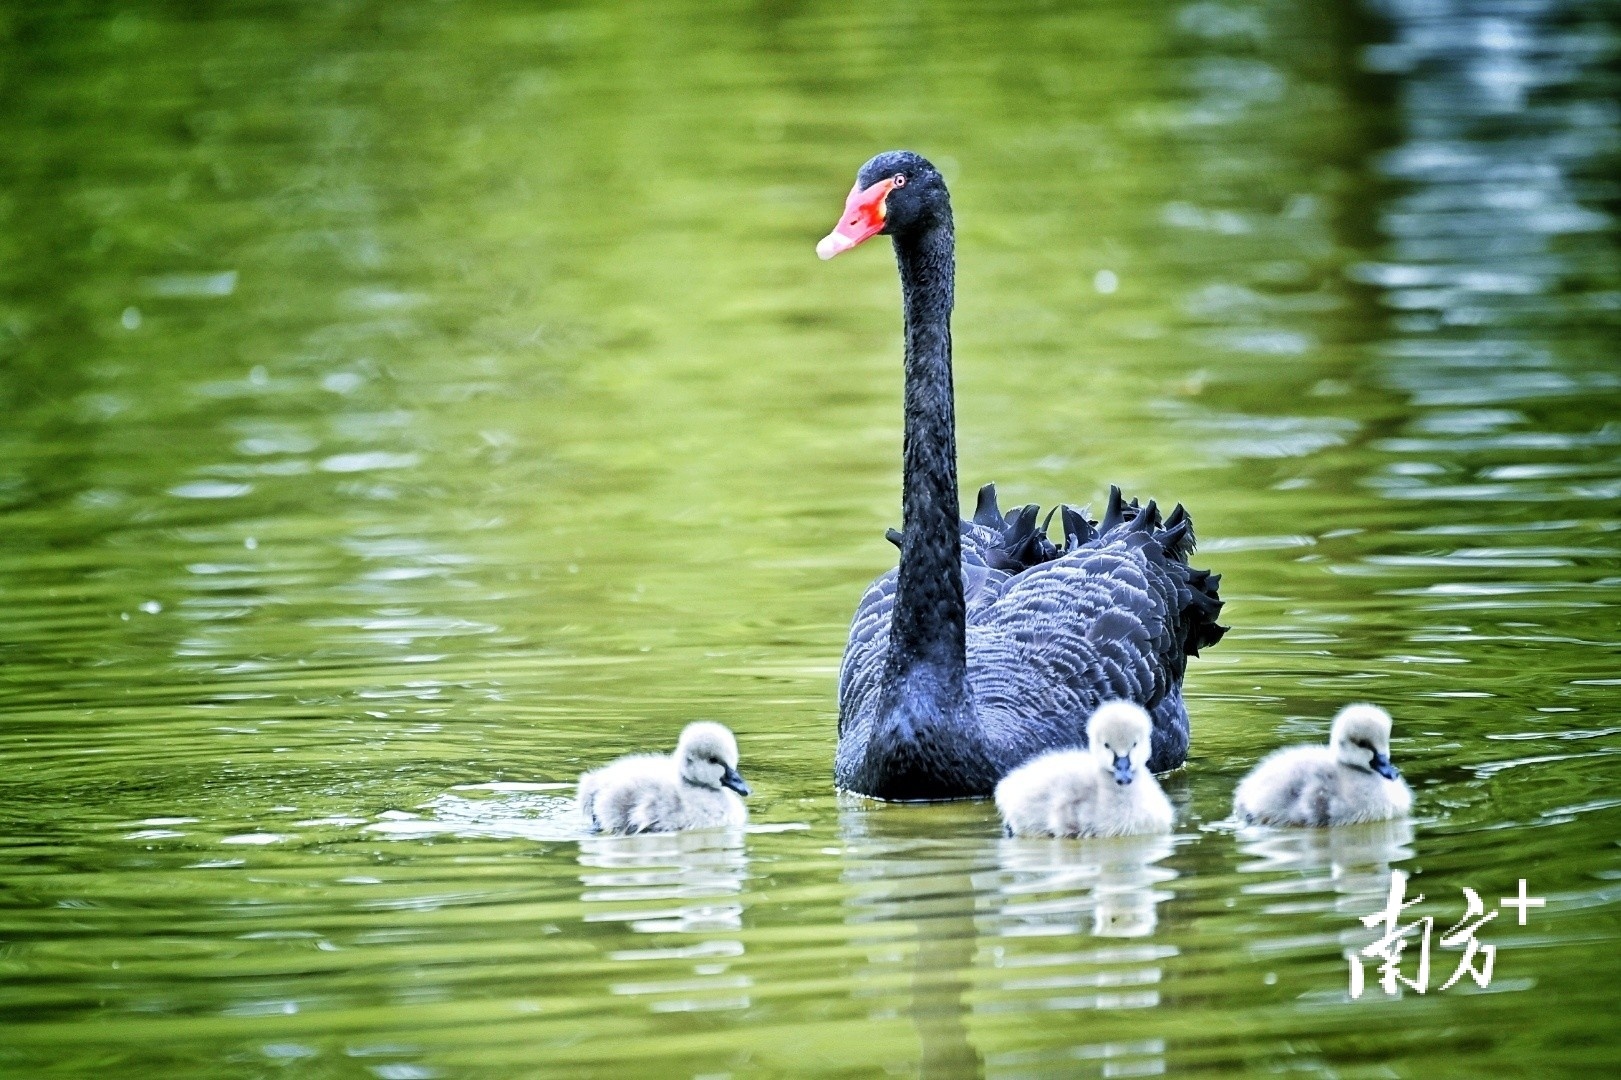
{"left": 578, "top": 722, "right": 750, "bottom": 834}
{"left": 995, "top": 702, "right": 1174, "bottom": 838}
{"left": 1234, "top": 705, "right": 1412, "bottom": 827}
{"left": 820, "top": 151, "right": 1226, "bottom": 800}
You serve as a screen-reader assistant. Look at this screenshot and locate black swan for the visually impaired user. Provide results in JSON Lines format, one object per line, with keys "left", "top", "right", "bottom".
{"left": 817, "top": 150, "right": 1227, "bottom": 800}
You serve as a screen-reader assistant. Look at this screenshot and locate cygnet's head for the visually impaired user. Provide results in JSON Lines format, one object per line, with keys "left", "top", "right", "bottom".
{"left": 675, "top": 722, "right": 750, "bottom": 796}
{"left": 1330, "top": 704, "right": 1399, "bottom": 780}
{"left": 1087, "top": 701, "right": 1154, "bottom": 786}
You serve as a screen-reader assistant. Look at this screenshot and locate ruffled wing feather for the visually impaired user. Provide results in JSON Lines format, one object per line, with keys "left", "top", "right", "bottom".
{"left": 837, "top": 484, "right": 1225, "bottom": 773}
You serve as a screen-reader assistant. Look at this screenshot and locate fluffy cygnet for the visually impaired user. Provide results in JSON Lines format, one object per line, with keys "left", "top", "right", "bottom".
{"left": 995, "top": 701, "right": 1174, "bottom": 838}
{"left": 578, "top": 721, "right": 750, "bottom": 835}
{"left": 1233, "top": 704, "right": 1412, "bottom": 827}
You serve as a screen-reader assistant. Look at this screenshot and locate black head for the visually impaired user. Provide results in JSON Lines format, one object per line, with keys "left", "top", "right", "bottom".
{"left": 817, "top": 149, "right": 951, "bottom": 259}
{"left": 856, "top": 150, "right": 949, "bottom": 235}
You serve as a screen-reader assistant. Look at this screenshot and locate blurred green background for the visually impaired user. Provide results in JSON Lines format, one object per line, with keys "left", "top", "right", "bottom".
{"left": 1, "top": 0, "right": 1618, "bottom": 1076}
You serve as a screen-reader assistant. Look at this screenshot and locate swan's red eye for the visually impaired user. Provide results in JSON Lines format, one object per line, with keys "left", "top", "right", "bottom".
{"left": 892, "top": 174, "right": 906, "bottom": 187}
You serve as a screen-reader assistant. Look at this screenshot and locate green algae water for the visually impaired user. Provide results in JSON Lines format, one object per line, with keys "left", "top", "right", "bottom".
{"left": 2, "top": 0, "right": 1619, "bottom": 1075}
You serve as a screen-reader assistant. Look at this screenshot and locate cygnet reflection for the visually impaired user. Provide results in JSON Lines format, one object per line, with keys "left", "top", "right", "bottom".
{"left": 995, "top": 832, "right": 1178, "bottom": 940}
{"left": 1236, "top": 816, "right": 1417, "bottom": 996}
{"left": 980, "top": 831, "right": 1176, "bottom": 1064}
{"left": 1236, "top": 815, "right": 1416, "bottom": 915}
{"left": 578, "top": 828, "right": 751, "bottom": 1013}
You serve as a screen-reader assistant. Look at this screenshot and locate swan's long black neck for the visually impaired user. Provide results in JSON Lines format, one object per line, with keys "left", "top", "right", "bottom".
{"left": 882, "top": 217, "right": 967, "bottom": 710}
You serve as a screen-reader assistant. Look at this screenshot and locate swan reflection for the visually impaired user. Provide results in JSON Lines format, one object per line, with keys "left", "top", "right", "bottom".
{"left": 836, "top": 803, "right": 1182, "bottom": 1078}
{"left": 578, "top": 829, "right": 751, "bottom": 1013}
{"left": 838, "top": 802, "right": 989, "bottom": 1080}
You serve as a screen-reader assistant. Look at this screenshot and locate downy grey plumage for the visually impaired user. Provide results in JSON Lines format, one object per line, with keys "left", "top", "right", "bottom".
{"left": 1234, "top": 704, "right": 1412, "bottom": 827}
{"left": 995, "top": 701, "right": 1175, "bottom": 838}
{"left": 579, "top": 722, "right": 750, "bottom": 834}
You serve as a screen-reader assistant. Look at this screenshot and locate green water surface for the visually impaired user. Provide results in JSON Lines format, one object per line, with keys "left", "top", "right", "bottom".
{"left": 2, "top": 0, "right": 1619, "bottom": 1076}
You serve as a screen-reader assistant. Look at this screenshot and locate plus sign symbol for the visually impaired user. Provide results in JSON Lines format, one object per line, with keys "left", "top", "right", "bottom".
{"left": 1500, "top": 879, "right": 1545, "bottom": 925}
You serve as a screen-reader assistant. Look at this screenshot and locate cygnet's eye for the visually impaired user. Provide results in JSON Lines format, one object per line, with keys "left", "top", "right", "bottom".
{"left": 892, "top": 173, "right": 906, "bottom": 187}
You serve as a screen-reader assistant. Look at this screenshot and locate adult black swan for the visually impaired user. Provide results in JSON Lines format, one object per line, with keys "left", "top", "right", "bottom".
{"left": 818, "top": 150, "right": 1227, "bottom": 801}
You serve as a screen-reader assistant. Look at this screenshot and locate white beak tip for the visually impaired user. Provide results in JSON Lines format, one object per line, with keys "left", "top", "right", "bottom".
{"left": 816, "top": 232, "right": 854, "bottom": 260}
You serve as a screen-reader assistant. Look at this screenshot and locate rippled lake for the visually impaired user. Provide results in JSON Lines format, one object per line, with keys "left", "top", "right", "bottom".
{"left": 2, "top": 0, "right": 1619, "bottom": 1076}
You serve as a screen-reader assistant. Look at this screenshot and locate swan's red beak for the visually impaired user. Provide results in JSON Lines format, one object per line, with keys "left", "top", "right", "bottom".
{"left": 817, "top": 177, "right": 899, "bottom": 260}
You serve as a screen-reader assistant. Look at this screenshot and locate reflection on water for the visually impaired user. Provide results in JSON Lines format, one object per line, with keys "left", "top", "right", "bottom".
{"left": 1360, "top": 0, "right": 1614, "bottom": 334}
{"left": 1237, "top": 819, "right": 1431, "bottom": 1009}
{"left": 992, "top": 834, "right": 1179, "bottom": 940}
{"left": 979, "top": 836, "right": 1177, "bottom": 1076}
{"left": 835, "top": 808, "right": 1183, "bottom": 1078}
{"left": 580, "top": 830, "right": 752, "bottom": 1013}
{"left": 838, "top": 806, "right": 986, "bottom": 1079}
{"left": 1238, "top": 817, "right": 1416, "bottom": 915}
{"left": 1361, "top": 0, "right": 1619, "bottom": 510}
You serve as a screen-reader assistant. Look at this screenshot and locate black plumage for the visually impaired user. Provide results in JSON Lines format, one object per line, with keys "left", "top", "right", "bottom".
{"left": 826, "top": 151, "right": 1227, "bottom": 800}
